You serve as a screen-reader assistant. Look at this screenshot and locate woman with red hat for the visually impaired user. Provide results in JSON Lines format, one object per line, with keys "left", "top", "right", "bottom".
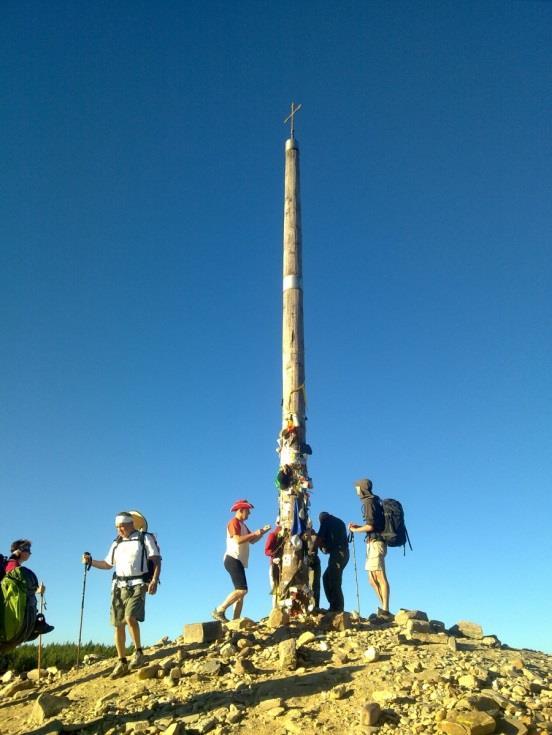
{"left": 212, "top": 500, "right": 270, "bottom": 622}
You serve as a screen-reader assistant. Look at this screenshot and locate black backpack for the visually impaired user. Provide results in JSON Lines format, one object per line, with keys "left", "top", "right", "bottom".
{"left": 362, "top": 496, "right": 412, "bottom": 552}
{"left": 379, "top": 498, "right": 412, "bottom": 552}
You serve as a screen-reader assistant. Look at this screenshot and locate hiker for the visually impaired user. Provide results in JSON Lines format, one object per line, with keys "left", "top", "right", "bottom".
{"left": 264, "top": 520, "right": 283, "bottom": 608}
{"left": 81, "top": 512, "right": 161, "bottom": 678}
{"left": 349, "top": 478, "right": 393, "bottom": 621}
{"left": 212, "top": 499, "right": 270, "bottom": 622}
{"left": 316, "top": 512, "right": 350, "bottom": 612}
{"left": 1, "top": 539, "right": 54, "bottom": 639}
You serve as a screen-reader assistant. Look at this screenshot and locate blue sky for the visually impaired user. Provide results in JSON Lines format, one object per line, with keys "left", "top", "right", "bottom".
{"left": 1, "top": 1, "right": 551, "bottom": 654}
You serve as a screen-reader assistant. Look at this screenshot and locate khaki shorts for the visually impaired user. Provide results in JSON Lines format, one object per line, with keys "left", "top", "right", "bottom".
{"left": 365, "top": 540, "right": 387, "bottom": 572}
{"left": 110, "top": 583, "right": 147, "bottom": 626}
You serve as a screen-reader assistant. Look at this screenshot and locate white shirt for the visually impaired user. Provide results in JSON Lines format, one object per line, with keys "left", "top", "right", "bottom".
{"left": 105, "top": 531, "right": 160, "bottom": 587}
{"left": 225, "top": 520, "right": 250, "bottom": 568}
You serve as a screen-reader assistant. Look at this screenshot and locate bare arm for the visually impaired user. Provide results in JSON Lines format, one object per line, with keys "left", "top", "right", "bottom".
{"left": 348, "top": 522, "right": 374, "bottom": 534}
{"left": 234, "top": 528, "right": 268, "bottom": 545}
{"left": 81, "top": 553, "right": 112, "bottom": 570}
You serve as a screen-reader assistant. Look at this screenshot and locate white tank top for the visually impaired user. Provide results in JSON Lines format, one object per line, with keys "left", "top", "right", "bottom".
{"left": 225, "top": 520, "right": 251, "bottom": 567}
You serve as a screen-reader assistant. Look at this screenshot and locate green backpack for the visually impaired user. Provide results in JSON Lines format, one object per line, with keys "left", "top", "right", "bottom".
{"left": 0, "top": 566, "right": 39, "bottom": 653}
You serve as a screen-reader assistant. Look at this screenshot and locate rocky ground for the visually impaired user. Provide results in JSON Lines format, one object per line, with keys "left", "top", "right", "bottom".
{"left": 0, "top": 608, "right": 550, "bottom": 735}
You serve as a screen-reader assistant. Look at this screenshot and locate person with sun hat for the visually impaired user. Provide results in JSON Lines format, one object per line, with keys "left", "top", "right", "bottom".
{"left": 212, "top": 499, "right": 270, "bottom": 622}
{"left": 81, "top": 511, "right": 161, "bottom": 678}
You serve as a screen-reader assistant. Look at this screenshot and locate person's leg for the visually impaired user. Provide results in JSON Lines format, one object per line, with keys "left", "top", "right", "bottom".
{"left": 310, "top": 556, "right": 321, "bottom": 608}
{"left": 232, "top": 590, "right": 246, "bottom": 619}
{"left": 325, "top": 554, "right": 341, "bottom": 611}
{"left": 366, "top": 541, "right": 389, "bottom": 611}
{"left": 333, "top": 548, "right": 349, "bottom": 612}
{"left": 368, "top": 570, "right": 385, "bottom": 608}
{"left": 322, "top": 563, "right": 332, "bottom": 609}
{"left": 126, "top": 616, "right": 141, "bottom": 650}
{"left": 214, "top": 557, "right": 248, "bottom": 619}
{"left": 114, "top": 624, "right": 126, "bottom": 658}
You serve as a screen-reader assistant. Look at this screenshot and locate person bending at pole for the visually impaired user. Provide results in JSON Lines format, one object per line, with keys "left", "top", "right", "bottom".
{"left": 212, "top": 499, "right": 269, "bottom": 622}
{"left": 316, "top": 512, "right": 350, "bottom": 612}
{"left": 82, "top": 512, "right": 161, "bottom": 678}
{"left": 348, "top": 478, "right": 393, "bottom": 621}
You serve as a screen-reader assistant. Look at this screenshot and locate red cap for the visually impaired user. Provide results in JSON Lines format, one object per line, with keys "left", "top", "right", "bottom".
{"left": 231, "top": 499, "right": 254, "bottom": 512}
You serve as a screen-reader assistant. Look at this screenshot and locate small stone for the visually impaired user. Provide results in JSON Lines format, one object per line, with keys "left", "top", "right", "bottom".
{"left": 26, "top": 668, "right": 45, "bottom": 681}
{"left": 197, "top": 659, "right": 222, "bottom": 676}
{"left": 232, "top": 658, "right": 256, "bottom": 675}
{"left": 439, "top": 722, "right": 466, "bottom": 735}
{"left": 163, "top": 725, "right": 185, "bottom": 735}
{"left": 267, "top": 608, "right": 290, "bottom": 628}
{"left": 455, "top": 710, "right": 496, "bottom": 734}
{"left": 406, "top": 619, "right": 432, "bottom": 635}
{"left": 363, "top": 646, "right": 379, "bottom": 662}
{"left": 168, "top": 666, "right": 181, "bottom": 680}
{"left": 361, "top": 702, "right": 382, "bottom": 725}
{"left": 183, "top": 621, "right": 223, "bottom": 644}
{"left": 372, "top": 689, "right": 396, "bottom": 703}
{"left": 220, "top": 642, "right": 237, "bottom": 657}
{"left": 31, "top": 693, "right": 71, "bottom": 723}
{"left": 278, "top": 638, "right": 297, "bottom": 671}
{"left": 329, "top": 684, "right": 348, "bottom": 700}
{"left": 496, "top": 716, "right": 528, "bottom": 735}
{"left": 138, "top": 664, "right": 161, "bottom": 680}
{"left": 332, "top": 649, "right": 349, "bottom": 665}
{"left": 257, "top": 697, "right": 284, "bottom": 711}
{"left": 226, "top": 617, "right": 256, "bottom": 631}
{"left": 3, "top": 678, "right": 35, "bottom": 696}
{"left": 448, "top": 636, "right": 458, "bottom": 652}
{"left": 1, "top": 670, "right": 14, "bottom": 683}
{"left": 394, "top": 609, "right": 429, "bottom": 625}
{"left": 450, "top": 621, "right": 484, "bottom": 639}
{"left": 126, "top": 721, "right": 149, "bottom": 733}
{"left": 459, "top": 674, "right": 481, "bottom": 690}
{"left": 296, "top": 631, "right": 316, "bottom": 648}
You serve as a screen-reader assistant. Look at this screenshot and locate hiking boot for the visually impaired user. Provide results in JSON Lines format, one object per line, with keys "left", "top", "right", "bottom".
{"left": 109, "top": 660, "right": 129, "bottom": 678}
{"left": 129, "top": 650, "right": 146, "bottom": 670}
{"left": 377, "top": 608, "right": 394, "bottom": 621}
{"left": 211, "top": 608, "right": 228, "bottom": 623}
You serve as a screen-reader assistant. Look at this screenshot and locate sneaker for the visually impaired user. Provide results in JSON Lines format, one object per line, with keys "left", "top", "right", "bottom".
{"left": 211, "top": 608, "right": 228, "bottom": 623}
{"left": 129, "top": 650, "right": 146, "bottom": 670}
{"left": 109, "top": 660, "right": 129, "bottom": 678}
{"left": 377, "top": 608, "right": 394, "bottom": 621}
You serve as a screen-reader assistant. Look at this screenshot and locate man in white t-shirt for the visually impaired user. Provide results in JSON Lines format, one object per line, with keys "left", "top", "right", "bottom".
{"left": 82, "top": 512, "right": 161, "bottom": 678}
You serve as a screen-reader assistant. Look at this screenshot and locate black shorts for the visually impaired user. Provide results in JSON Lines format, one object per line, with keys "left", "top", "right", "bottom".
{"left": 224, "top": 555, "right": 248, "bottom": 591}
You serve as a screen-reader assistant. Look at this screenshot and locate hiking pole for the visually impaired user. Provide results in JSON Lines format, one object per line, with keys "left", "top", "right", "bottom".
{"left": 37, "top": 587, "right": 45, "bottom": 680}
{"left": 77, "top": 554, "right": 92, "bottom": 668}
{"left": 348, "top": 531, "right": 361, "bottom": 618}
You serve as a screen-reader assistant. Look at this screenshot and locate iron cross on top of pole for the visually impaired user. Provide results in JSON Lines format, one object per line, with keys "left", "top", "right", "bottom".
{"left": 284, "top": 101, "right": 302, "bottom": 139}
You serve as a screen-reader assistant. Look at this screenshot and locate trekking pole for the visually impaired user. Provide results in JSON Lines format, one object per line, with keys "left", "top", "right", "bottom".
{"left": 348, "top": 531, "right": 361, "bottom": 618}
{"left": 37, "top": 587, "right": 45, "bottom": 680}
{"left": 76, "top": 554, "right": 91, "bottom": 668}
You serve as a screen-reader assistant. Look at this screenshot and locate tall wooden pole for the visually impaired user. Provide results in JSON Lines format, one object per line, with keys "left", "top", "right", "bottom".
{"left": 276, "top": 104, "right": 312, "bottom": 611}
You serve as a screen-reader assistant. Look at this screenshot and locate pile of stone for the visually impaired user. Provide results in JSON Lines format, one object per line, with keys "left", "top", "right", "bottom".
{"left": 0, "top": 609, "right": 550, "bottom": 735}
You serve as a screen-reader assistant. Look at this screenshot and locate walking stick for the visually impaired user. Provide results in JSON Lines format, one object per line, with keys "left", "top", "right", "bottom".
{"left": 77, "top": 554, "right": 91, "bottom": 668}
{"left": 348, "top": 531, "right": 361, "bottom": 617}
{"left": 37, "top": 587, "right": 44, "bottom": 680}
